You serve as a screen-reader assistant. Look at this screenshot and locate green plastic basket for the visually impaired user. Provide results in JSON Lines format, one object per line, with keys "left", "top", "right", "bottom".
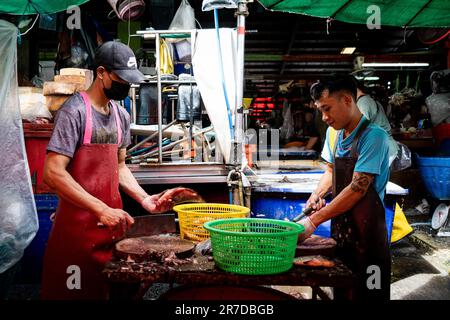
{"left": 203, "top": 218, "right": 304, "bottom": 275}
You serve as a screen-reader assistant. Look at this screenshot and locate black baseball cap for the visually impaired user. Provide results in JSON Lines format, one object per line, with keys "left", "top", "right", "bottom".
{"left": 94, "top": 41, "right": 146, "bottom": 84}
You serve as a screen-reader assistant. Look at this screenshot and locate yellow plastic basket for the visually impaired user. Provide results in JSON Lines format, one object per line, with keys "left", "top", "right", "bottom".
{"left": 173, "top": 203, "right": 250, "bottom": 242}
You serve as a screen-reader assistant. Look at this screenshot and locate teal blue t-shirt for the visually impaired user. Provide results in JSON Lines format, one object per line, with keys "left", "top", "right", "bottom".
{"left": 321, "top": 116, "right": 390, "bottom": 202}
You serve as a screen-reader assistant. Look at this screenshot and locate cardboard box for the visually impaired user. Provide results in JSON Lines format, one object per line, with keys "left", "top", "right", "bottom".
{"left": 43, "top": 81, "right": 85, "bottom": 96}
{"left": 45, "top": 95, "right": 71, "bottom": 111}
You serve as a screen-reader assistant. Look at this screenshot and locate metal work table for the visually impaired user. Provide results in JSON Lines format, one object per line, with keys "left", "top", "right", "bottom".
{"left": 250, "top": 172, "right": 409, "bottom": 196}
{"left": 104, "top": 254, "right": 355, "bottom": 300}
{"left": 128, "top": 163, "right": 228, "bottom": 185}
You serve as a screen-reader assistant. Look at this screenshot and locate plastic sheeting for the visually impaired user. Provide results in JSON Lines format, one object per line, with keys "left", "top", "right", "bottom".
{"left": 192, "top": 28, "right": 237, "bottom": 164}
{"left": 0, "top": 20, "right": 38, "bottom": 274}
{"left": 0, "top": 0, "right": 89, "bottom": 15}
{"left": 391, "top": 142, "right": 412, "bottom": 172}
{"left": 279, "top": 101, "right": 294, "bottom": 141}
{"left": 426, "top": 93, "right": 450, "bottom": 126}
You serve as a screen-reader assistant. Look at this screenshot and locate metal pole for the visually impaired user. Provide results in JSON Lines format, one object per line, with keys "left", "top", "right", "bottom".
{"left": 234, "top": 1, "right": 249, "bottom": 167}
{"left": 127, "top": 119, "right": 177, "bottom": 154}
{"left": 130, "top": 86, "right": 137, "bottom": 124}
{"left": 139, "top": 126, "right": 214, "bottom": 159}
{"left": 155, "top": 33, "right": 163, "bottom": 163}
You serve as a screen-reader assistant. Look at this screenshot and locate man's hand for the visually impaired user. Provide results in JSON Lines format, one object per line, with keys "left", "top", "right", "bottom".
{"left": 306, "top": 192, "right": 326, "bottom": 212}
{"left": 97, "top": 207, "right": 134, "bottom": 230}
{"left": 297, "top": 216, "right": 317, "bottom": 243}
{"left": 141, "top": 194, "right": 174, "bottom": 214}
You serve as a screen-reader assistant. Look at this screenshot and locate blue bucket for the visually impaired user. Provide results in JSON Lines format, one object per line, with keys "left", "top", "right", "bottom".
{"left": 18, "top": 194, "right": 58, "bottom": 283}
{"left": 417, "top": 155, "right": 450, "bottom": 200}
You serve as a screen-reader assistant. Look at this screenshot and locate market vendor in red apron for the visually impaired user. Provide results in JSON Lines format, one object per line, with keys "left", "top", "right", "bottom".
{"left": 41, "top": 41, "right": 177, "bottom": 300}
{"left": 297, "top": 75, "right": 391, "bottom": 301}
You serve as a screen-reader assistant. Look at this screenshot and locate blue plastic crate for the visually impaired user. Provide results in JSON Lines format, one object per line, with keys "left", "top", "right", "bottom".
{"left": 417, "top": 155, "right": 450, "bottom": 200}
{"left": 18, "top": 194, "right": 58, "bottom": 283}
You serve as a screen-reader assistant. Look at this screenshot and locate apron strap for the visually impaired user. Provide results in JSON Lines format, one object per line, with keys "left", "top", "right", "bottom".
{"left": 332, "top": 117, "right": 370, "bottom": 161}
{"left": 79, "top": 92, "right": 123, "bottom": 146}
{"left": 332, "top": 129, "right": 341, "bottom": 161}
{"left": 349, "top": 118, "right": 370, "bottom": 158}
{"left": 110, "top": 101, "right": 123, "bottom": 147}
{"left": 79, "top": 92, "right": 93, "bottom": 145}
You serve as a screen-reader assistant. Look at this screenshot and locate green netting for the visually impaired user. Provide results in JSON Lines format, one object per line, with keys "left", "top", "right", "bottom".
{"left": 204, "top": 218, "right": 304, "bottom": 275}
{"left": 0, "top": 0, "right": 89, "bottom": 15}
{"left": 258, "top": 0, "right": 450, "bottom": 28}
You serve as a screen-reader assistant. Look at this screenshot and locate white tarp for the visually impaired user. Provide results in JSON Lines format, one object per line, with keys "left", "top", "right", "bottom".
{"left": 0, "top": 20, "right": 38, "bottom": 274}
{"left": 192, "top": 28, "right": 237, "bottom": 164}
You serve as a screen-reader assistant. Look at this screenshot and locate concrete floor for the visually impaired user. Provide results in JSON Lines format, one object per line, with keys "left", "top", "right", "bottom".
{"left": 390, "top": 228, "right": 450, "bottom": 300}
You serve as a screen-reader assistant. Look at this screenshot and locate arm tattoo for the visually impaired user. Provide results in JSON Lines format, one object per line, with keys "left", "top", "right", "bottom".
{"left": 350, "top": 172, "right": 374, "bottom": 195}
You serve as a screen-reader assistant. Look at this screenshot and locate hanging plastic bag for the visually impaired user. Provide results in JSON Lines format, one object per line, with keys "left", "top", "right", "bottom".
{"left": 159, "top": 39, "right": 174, "bottom": 75}
{"left": 279, "top": 101, "right": 294, "bottom": 141}
{"left": 202, "top": 0, "right": 238, "bottom": 11}
{"left": 169, "top": 0, "right": 195, "bottom": 31}
{"left": 430, "top": 70, "right": 450, "bottom": 94}
{"left": 391, "top": 142, "right": 412, "bottom": 172}
{"left": 19, "top": 88, "right": 52, "bottom": 122}
{"left": 425, "top": 93, "right": 450, "bottom": 126}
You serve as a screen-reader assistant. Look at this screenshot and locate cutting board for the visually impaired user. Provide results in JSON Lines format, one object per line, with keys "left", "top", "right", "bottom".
{"left": 295, "top": 235, "right": 337, "bottom": 257}
{"left": 114, "top": 234, "right": 196, "bottom": 262}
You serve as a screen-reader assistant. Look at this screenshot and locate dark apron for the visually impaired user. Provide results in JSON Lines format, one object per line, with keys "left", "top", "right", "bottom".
{"left": 331, "top": 119, "right": 391, "bottom": 301}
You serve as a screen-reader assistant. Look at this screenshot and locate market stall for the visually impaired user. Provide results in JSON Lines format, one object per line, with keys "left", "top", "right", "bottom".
{"left": 2, "top": 0, "right": 450, "bottom": 302}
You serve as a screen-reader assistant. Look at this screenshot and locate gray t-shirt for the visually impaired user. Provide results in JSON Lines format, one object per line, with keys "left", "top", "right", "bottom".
{"left": 47, "top": 92, "right": 131, "bottom": 158}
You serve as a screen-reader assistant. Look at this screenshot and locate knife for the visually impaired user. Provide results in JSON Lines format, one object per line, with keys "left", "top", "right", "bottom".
{"left": 125, "top": 213, "right": 176, "bottom": 238}
{"left": 292, "top": 191, "right": 332, "bottom": 222}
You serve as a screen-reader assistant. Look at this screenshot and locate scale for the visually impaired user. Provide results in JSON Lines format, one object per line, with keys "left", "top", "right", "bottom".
{"left": 431, "top": 203, "right": 450, "bottom": 237}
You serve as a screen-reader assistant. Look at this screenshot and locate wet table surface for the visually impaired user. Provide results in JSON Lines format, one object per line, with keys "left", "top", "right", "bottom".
{"left": 103, "top": 254, "right": 356, "bottom": 299}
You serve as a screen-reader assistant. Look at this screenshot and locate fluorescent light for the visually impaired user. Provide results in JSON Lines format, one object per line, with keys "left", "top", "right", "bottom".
{"left": 355, "top": 76, "right": 379, "bottom": 81}
{"left": 362, "top": 62, "right": 429, "bottom": 67}
{"left": 341, "top": 47, "right": 356, "bottom": 54}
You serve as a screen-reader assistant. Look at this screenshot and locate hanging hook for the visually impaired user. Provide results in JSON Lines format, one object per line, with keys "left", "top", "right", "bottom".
{"left": 402, "top": 26, "right": 408, "bottom": 45}
{"left": 326, "top": 18, "right": 334, "bottom": 35}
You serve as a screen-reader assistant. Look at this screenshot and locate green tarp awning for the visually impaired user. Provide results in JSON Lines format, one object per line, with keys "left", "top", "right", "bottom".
{"left": 0, "top": 0, "right": 89, "bottom": 15}
{"left": 258, "top": 0, "right": 450, "bottom": 28}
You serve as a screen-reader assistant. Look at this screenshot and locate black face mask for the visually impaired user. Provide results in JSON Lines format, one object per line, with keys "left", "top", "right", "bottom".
{"left": 102, "top": 72, "right": 130, "bottom": 100}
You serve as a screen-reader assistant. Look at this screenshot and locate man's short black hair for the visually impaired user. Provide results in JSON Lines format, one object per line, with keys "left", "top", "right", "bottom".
{"left": 310, "top": 74, "right": 358, "bottom": 102}
{"left": 90, "top": 64, "right": 111, "bottom": 80}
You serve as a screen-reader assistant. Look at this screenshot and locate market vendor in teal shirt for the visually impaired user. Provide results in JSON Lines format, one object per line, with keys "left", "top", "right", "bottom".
{"left": 320, "top": 115, "right": 390, "bottom": 202}
{"left": 296, "top": 75, "right": 391, "bottom": 301}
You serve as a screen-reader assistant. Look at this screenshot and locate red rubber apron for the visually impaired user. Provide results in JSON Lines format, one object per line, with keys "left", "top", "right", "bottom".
{"left": 41, "top": 92, "right": 124, "bottom": 300}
